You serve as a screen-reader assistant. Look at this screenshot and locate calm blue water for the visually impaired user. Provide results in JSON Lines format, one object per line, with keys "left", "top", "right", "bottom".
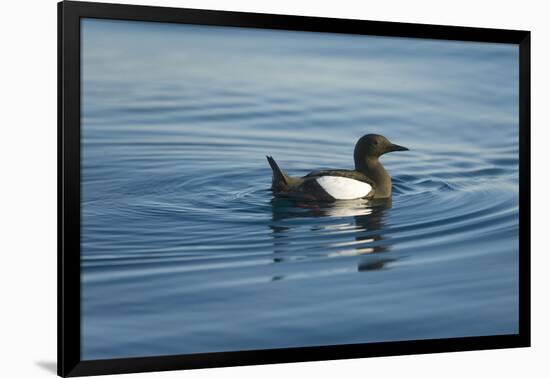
{"left": 80, "top": 19, "right": 519, "bottom": 360}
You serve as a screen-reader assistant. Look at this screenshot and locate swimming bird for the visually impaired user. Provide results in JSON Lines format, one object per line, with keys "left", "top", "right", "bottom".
{"left": 267, "top": 134, "right": 408, "bottom": 201}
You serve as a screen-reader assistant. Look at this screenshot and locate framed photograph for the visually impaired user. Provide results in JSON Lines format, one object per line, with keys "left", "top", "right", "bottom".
{"left": 58, "top": 1, "right": 530, "bottom": 376}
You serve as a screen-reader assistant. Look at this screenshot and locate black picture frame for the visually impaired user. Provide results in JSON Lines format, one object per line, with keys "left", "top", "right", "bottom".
{"left": 58, "top": 1, "right": 531, "bottom": 376}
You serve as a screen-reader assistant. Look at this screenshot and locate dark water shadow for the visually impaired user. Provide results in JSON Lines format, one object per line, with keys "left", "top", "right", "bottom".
{"left": 35, "top": 361, "right": 56, "bottom": 374}
{"left": 269, "top": 197, "right": 395, "bottom": 279}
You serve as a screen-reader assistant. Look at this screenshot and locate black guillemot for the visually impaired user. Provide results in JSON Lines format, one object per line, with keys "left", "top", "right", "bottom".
{"left": 267, "top": 134, "right": 408, "bottom": 201}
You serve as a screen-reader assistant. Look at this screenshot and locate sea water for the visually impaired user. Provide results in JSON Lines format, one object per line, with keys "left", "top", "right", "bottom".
{"left": 80, "top": 19, "right": 519, "bottom": 359}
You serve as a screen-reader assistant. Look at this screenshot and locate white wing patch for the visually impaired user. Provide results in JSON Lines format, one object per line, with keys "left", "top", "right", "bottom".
{"left": 315, "top": 176, "right": 372, "bottom": 200}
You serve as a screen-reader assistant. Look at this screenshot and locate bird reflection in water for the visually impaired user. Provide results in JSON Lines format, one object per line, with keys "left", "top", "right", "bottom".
{"left": 269, "top": 197, "right": 395, "bottom": 280}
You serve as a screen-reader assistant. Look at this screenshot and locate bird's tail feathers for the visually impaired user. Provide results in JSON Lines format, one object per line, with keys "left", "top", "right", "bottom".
{"left": 266, "top": 156, "right": 288, "bottom": 191}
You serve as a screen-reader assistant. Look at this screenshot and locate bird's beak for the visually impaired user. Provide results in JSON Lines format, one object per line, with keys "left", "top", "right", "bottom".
{"left": 387, "top": 143, "right": 409, "bottom": 152}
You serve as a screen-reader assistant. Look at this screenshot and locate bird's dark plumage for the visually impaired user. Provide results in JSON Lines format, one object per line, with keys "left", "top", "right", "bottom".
{"left": 267, "top": 134, "right": 408, "bottom": 201}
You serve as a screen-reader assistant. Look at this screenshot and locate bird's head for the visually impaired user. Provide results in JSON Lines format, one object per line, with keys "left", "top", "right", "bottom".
{"left": 354, "top": 134, "right": 408, "bottom": 165}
